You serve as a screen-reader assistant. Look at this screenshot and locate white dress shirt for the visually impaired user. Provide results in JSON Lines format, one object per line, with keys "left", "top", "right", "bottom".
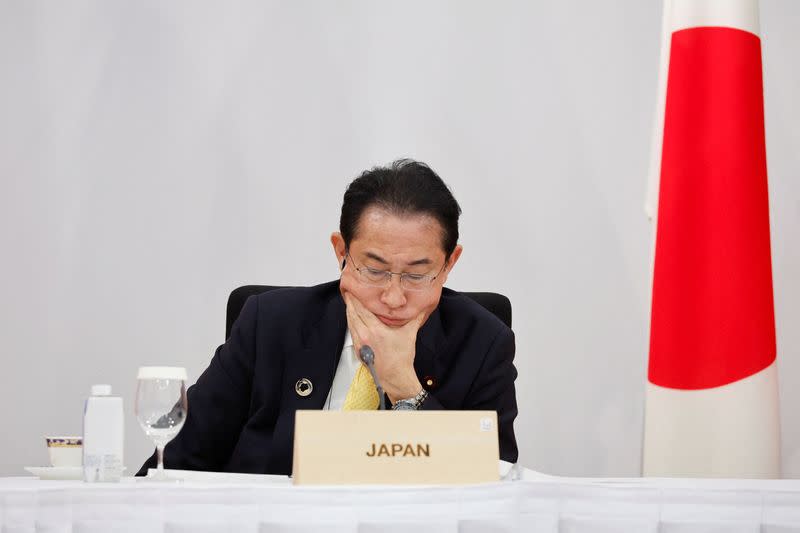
{"left": 324, "top": 330, "right": 360, "bottom": 410}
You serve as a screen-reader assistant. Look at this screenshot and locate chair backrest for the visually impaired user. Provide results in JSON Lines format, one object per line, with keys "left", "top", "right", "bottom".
{"left": 226, "top": 285, "right": 512, "bottom": 339}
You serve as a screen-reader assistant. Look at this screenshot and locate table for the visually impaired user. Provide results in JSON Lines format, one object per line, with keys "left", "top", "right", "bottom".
{"left": 2, "top": 470, "right": 800, "bottom": 532}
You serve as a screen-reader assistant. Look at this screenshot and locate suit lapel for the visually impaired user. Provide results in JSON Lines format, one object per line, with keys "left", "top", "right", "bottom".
{"left": 414, "top": 306, "right": 444, "bottom": 386}
{"left": 287, "top": 289, "right": 347, "bottom": 410}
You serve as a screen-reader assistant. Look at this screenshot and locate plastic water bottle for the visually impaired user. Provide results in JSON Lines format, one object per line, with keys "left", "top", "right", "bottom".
{"left": 83, "top": 384, "right": 124, "bottom": 482}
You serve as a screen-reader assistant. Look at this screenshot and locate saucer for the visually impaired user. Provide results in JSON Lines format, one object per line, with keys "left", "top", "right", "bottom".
{"left": 25, "top": 466, "right": 82, "bottom": 480}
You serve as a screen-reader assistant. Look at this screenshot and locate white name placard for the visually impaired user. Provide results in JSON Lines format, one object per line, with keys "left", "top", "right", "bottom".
{"left": 292, "top": 410, "right": 499, "bottom": 485}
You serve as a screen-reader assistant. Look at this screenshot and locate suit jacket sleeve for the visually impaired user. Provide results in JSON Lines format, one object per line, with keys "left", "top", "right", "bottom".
{"left": 136, "top": 296, "right": 261, "bottom": 474}
{"left": 420, "top": 326, "right": 519, "bottom": 463}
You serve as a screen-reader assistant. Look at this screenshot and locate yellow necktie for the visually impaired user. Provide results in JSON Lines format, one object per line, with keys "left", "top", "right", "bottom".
{"left": 342, "top": 363, "right": 379, "bottom": 410}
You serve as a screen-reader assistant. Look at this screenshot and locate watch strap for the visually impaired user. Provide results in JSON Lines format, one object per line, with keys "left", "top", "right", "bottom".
{"left": 391, "top": 388, "right": 429, "bottom": 410}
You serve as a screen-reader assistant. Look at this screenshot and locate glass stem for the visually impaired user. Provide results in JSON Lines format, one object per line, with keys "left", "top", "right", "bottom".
{"left": 156, "top": 445, "right": 165, "bottom": 475}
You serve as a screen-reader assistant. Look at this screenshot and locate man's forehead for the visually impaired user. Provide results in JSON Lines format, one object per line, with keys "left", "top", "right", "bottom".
{"left": 351, "top": 208, "right": 445, "bottom": 248}
{"left": 357, "top": 206, "right": 440, "bottom": 230}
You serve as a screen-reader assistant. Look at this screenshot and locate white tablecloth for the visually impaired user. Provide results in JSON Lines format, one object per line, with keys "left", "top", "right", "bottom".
{"left": 2, "top": 471, "right": 800, "bottom": 532}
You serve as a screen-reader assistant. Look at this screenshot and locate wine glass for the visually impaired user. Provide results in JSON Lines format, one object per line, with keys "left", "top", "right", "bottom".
{"left": 135, "top": 366, "right": 188, "bottom": 479}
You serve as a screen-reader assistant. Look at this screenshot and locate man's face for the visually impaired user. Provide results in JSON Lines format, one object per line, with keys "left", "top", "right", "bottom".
{"left": 331, "top": 206, "right": 462, "bottom": 328}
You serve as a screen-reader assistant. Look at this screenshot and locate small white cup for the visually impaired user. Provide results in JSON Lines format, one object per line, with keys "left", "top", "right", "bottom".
{"left": 45, "top": 436, "right": 83, "bottom": 467}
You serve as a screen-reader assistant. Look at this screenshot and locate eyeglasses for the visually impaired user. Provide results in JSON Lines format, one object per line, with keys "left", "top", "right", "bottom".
{"left": 345, "top": 252, "right": 445, "bottom": 292}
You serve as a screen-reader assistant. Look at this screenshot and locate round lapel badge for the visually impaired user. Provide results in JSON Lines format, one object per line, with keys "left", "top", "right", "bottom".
{"left": 295, "top": 378, "right": 313, "bottom": 397}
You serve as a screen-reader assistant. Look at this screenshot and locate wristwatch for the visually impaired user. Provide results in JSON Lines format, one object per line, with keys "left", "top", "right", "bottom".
{"left": 391, "top": 389, "right": 429, "bottom": 411}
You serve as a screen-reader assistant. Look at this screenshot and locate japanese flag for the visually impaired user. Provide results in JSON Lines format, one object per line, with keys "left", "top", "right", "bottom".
{"left": 643, "top": 0, "right": 780, "bottom": 478}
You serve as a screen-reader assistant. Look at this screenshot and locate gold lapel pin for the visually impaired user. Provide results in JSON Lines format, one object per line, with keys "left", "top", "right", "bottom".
{"left": 295, "top": 378, "right": 313, "bottom": 397}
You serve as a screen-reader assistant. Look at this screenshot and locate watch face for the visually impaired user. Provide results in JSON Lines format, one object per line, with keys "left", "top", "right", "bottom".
{"left": 393, "top": 400, "right": 416, "bottom": 411}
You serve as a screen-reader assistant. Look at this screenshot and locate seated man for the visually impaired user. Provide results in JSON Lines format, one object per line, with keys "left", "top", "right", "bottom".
{"left": 138, "top": 159, "right": 518, "bottom": 475}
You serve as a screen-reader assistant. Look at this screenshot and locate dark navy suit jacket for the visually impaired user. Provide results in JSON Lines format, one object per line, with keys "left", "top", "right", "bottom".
{"left": 138, "top": 280, "right": 518, "bottom": 475}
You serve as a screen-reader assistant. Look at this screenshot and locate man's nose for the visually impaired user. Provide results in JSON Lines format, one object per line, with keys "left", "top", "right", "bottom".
{"left": 380, "top": 275, "right": 407, "bottom": 308}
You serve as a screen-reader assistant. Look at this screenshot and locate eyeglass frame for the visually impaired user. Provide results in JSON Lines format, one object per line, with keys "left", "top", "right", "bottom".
{"left": 344, "top": 251, "right": 447, "bottom": 291}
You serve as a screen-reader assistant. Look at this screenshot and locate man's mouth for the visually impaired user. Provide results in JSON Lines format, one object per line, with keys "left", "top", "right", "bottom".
{"left": 377, "top": 315, "right": 407, "bottom": 327}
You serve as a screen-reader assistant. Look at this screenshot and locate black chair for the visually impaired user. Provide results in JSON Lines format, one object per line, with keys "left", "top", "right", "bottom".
{"left": 226, "top": 285, "right": 512, "bottom": 339}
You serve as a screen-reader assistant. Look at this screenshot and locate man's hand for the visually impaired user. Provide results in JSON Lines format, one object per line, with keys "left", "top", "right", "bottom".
{"left": 343, "top": 292, "right": 426, "bottom": 403}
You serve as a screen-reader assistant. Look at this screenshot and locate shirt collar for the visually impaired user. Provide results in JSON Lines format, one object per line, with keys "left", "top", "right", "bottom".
{"left": 343, "top": 329, "right": 359, "bottom": 364}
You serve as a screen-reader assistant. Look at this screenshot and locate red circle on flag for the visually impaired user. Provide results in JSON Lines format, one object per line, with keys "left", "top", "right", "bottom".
{"left": 649, "top": 27, "right": 776, "bottom": 390}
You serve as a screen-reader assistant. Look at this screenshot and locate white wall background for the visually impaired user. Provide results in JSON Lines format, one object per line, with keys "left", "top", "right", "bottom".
{"left": 1, "top": 0, "right": 797, "bottom": 478}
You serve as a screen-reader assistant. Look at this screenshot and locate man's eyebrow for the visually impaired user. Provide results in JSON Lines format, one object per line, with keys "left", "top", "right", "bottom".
{"left": 363, "top": 252, "right": 432, "bottom": 267}
{"left": 364, "top": 252, "right": 389, "bottom": 264}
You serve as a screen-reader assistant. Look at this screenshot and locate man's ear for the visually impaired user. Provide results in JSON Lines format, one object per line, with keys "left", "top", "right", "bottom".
{"left": 440, "top": 244, "right": 463, "bottom": 284}
{"left": 330, "top": 232, "right": 346, "bottom": 270}
{"left": 447, "top": 244, "right": 463, "bottom": 272}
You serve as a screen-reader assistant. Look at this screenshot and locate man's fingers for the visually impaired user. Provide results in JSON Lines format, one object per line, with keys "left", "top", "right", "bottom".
{"left": 347, "top": 292, "right": 384, "bottom": 329}
{"left": 350, "top": 327, "right": 363, "bottom": 352}
{"left": 344, "top": 293, "right": 371, "bottom": 347}
{"left": 344, "top": 292, "right": 366, "bottom": 326}
{"left": 401, "top": 310, "right": 427, "bottom": 333}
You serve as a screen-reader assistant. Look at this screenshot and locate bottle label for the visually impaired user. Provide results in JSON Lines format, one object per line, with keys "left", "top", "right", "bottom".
{"left": 83, "top": 453, "right": 123, "bottom": 482}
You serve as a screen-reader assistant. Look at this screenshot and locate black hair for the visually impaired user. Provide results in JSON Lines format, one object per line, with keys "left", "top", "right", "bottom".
{"left": 340, "top": 159, "right": 462, "bottom": 259}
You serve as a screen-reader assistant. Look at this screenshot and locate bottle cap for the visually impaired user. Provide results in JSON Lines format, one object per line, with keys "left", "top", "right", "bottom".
{"left": 91, "top": 384, "right": 112, "bottom": 396}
